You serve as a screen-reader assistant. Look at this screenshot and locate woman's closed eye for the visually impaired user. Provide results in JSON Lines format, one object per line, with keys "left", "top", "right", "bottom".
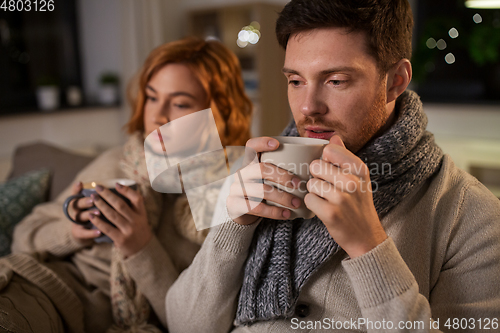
{"left": 173, "top": 103, "right": 191, "bottom": 109}
{"left": 146, "top": 95, "right": 157, "bottom": 102}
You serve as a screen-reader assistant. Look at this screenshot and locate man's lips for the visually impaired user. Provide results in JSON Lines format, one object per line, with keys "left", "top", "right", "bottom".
{"left": 305, "top": 126, "right": 331, "bottom": 133}
{"left": 304, "top": 126, "right": 335, "bottom": 140}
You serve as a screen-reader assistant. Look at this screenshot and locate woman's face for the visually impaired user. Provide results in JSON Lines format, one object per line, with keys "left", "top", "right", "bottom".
{"left": 143, "top": 63, "right": 208, "bottom": 137}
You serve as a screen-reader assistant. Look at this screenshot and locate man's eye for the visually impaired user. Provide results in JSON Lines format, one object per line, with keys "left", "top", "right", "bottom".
{"left": 329, "top": 80, "right": 346, "bottom": 86}
{"left": 288, "top": 80, "right": 301, "bottom": 87}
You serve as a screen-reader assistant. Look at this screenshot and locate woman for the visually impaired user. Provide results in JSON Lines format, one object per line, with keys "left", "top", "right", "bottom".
{"left": 0, "top": 37, "right": 252, "bottom": 332}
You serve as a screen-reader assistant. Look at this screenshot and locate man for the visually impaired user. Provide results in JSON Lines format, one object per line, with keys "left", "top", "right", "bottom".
{"left": 166, "top": 1, "right": 500, "bottom": 332}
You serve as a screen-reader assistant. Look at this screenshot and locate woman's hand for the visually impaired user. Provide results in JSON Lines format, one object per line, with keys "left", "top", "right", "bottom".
{"left": 68, "top": 181, "right": 102, "bottom": 245}
{"left": 89, "top": 183, "right": 152, "bottom": 258}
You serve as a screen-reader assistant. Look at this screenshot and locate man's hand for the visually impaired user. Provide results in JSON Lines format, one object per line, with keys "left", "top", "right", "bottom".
{"left": 227, "top": 137, "right": 302, "bottom": 225}
{"left": 305, "top": 135, "right": 387, "bottom": 258}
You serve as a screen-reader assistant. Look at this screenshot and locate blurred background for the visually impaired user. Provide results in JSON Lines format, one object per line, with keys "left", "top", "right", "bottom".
{"left": 1, "top": 0, "right": 499, "bottom": 196}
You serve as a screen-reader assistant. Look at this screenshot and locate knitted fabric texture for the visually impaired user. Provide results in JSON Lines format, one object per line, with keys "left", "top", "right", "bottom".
{"left": 235, "top": 90, "right": 444, "bottom": 325}
{"left": 111, "top": 132, "right": 215, "bottom": 332}
{"left": 108, "top": 132, "right": 163, "bottom": 333}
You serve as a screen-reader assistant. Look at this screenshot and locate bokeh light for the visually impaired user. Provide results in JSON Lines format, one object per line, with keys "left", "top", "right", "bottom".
{"left": 250, "top": 21, "right": 261, "bottom": 30}
{"left": 237, "top": 23, "right": 261, "bottom": 48}
{"left": 436, "top": 39, "right": 447, "bottom": 50}
{"left": 425, "top": 62, "right": 436, "bottom": 73}
{"left": 448, "top": 28, "right": 459, "bottom": 39}
{"left": 473, "top": 13, "right": 483, "bottom": 24}
{"left": 445, "top": 53, "right": 456, "bottom": 64}
{"left": 237, "top": 39, "right": 248, "bottom": 48}
{"left": 426, "top": 37, "right": 437, "bottom": 49}
{"left": 238, "top": 30, "right": 250, "bottom": 42}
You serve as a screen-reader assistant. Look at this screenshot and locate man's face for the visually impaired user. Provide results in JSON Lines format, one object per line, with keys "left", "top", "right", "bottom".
{"left": 283, "top": 28, "right": 392, "bottom": 153}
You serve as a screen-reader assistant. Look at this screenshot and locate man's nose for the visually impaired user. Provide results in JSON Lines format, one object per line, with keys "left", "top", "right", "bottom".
{"left": 300, "top": 87, "right": 327, "bottom": 117}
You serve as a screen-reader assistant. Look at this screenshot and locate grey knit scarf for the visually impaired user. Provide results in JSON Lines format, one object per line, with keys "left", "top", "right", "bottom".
{"left": 235, "top": 90, "right": 444, "bottom": 325}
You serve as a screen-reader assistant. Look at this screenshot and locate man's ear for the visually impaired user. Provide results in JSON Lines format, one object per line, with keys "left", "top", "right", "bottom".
{"left": 386, "top": 59, "right": 412, "bottom": 104}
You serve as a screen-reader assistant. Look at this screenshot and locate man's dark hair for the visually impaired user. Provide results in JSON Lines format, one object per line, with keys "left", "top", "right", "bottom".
{"left": 275, "top": 0, "right": 413, "bottom": 73}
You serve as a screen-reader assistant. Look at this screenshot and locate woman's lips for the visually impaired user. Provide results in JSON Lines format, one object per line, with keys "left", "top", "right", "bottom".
{"left": 149, "top": 130, "right": 170, "bottom": 143}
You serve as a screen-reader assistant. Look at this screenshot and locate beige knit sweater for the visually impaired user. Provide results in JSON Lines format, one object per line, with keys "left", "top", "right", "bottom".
{"left": 6, "top": 147, "right": 202, "bottom": 332}
{"left": 166, "top": 155, "right": 500, "bottom": 333}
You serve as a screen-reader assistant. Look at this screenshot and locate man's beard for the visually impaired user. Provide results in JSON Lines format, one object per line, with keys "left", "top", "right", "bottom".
{"left": 296, "top": 87, "right": 388, "bottom": 153}
{"left": 354, "top": 87, "right": 388, "bottom": 153}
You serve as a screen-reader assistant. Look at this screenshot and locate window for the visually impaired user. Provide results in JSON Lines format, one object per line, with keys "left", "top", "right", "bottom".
{"left": 412, "top": 0, "right": 500, "bottom": 103}
{"left": 0, "top": 0, "right": 82, "bottom": 114}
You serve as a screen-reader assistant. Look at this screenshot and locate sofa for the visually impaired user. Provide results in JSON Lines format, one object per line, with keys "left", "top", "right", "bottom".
{"left": 0, "top": 141, "right": 96, "bottom": 256}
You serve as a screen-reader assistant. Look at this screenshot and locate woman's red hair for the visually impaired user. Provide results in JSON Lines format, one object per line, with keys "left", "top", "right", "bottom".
{"left": 126, "top": 37, "right": 252, "bottom": 146}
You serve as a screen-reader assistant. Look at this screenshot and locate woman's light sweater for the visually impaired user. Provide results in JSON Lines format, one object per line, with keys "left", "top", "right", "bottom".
{"left": 7, "top": 147, "right": 202, "bottom": 331}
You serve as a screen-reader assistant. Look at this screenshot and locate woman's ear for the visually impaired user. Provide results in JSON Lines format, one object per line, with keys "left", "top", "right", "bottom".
{"left": 386, "top": 59, "right": 412, "bottom": 104}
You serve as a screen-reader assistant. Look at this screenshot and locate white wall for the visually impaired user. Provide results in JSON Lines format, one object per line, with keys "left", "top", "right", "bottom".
{"left": 77, "top": 0, "right": 122, "bottom": 104}
{"left": 0, "top": 107, "right": 123, "bottom": 181}
{"left": 425, "top": 103, "right": 500, "bottom": 170}
{"left": 76, "top": 0, "right": 289, "bottom": 107}
{"left": 425, "top": 103, "right": 500, "bottom": 197}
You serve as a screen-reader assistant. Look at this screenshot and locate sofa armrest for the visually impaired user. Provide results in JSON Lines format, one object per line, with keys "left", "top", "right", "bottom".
{"left": 8, "top": 142, "right": 96, "bottom": 201}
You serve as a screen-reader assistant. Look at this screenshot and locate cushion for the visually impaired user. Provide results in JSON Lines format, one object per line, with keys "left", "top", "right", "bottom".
{"left": 0, "top": 169, "right": 51, "bottom": 256}
{"left": 8, "top": 142, "right": 95, "bottom": 201}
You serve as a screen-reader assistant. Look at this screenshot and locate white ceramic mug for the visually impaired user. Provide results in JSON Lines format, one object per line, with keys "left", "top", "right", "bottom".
{"left": 260, "top": 136, "right": 329, "bottom": 219}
